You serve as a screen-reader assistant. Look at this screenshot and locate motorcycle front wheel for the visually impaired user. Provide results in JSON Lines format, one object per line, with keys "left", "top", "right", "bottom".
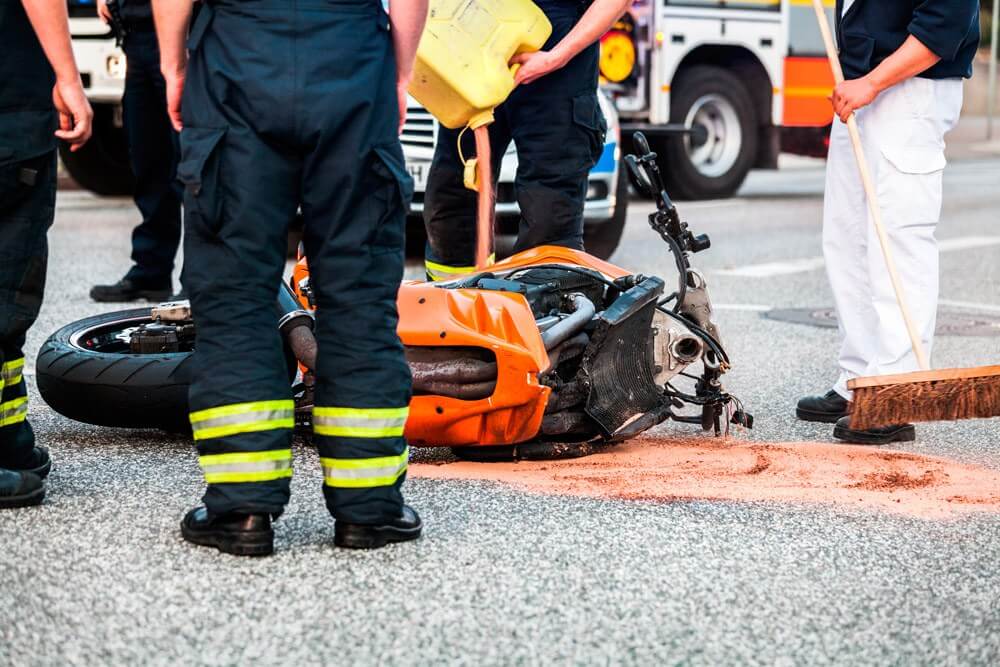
{"left": 36, "top": 309, "right": 194, "bottom": 432}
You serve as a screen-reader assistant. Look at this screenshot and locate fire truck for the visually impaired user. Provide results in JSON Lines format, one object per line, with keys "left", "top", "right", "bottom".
{"left": 602, "top": 0, "right": 836, "bottom": 199}
{"left": 64, "top": 0, "right": 837, "bottom": 204}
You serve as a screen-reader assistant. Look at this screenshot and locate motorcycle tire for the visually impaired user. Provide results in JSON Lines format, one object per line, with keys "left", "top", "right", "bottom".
{"left": 36, "top": 308, "right": 193, "bottom": 433}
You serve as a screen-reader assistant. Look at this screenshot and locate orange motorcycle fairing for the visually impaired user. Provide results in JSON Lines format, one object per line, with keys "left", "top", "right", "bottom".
{"left": 397, "top": 283, "right": 551, "bottom": 446}
{"left": 488, "top": 245, "right": 631, "bottom": 280}
{"left": 292, "top": 250, "right": 575, "bottom": 446}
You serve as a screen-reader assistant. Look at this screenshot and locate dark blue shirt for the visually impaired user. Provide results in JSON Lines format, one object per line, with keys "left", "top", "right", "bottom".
{"left": 835, "top": 0, "right": 980, "bottom": 80}
{"left": 0, "top": 0, "right": 57, "bottom": 163}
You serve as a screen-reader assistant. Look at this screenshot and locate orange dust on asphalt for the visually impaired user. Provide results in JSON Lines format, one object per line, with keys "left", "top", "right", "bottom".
{"left": 410, "top": 437, "right": 1000, "bottom": 519}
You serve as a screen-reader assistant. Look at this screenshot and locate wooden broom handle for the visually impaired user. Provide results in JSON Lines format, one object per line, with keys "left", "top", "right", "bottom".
{"left": 811, "top": 0, "right": 930, "bottom": 371}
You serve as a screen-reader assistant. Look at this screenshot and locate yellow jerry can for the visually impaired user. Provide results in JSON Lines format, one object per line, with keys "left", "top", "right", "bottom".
{"left": 408, "top": 0, "right": 552, "bottom": 130}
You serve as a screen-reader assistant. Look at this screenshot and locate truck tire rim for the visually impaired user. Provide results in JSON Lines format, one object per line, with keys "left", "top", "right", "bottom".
{"left": 683, "top": 93, "right": 742, "bottom": 179}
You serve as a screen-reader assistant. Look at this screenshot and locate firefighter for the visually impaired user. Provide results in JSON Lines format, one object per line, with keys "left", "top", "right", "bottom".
{"left": 90, "top": 0, "right": 182, "bottom": 303}
{"left": 422, "top": 0, "right": 631, "bottom": 281}
{"left": 0, "top": 0, "right": 92, "bottom": 507}
{"left": 796, "top": 0, "right": 979, "bottom": 444}
{"left": 152, "top": 0, "right": 428, "bottom": 556}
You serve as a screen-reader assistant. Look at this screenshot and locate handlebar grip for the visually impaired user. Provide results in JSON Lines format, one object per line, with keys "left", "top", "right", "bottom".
{"left": 633, "top": 132, "right": 651, "bottom": 156}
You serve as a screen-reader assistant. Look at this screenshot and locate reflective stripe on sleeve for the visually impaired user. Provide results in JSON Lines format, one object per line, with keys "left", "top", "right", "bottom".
{"left": 313, "top": 406, "right": 409, "bottom": 438}
{"left": 199, "top": 449, "right": 293, "bottom": 484}
{"left": 0, "top": 397, "right": 28, "bottom": 428}
{"left": 1, "top": 358, "right": 24, "bottom": 388}
{"left": 424, "top": 255, "right": 494, "bottom": 282}
{"left": 189, "top": 400, "right": 295, "bottom": 441}
{"left": 321, "top": 447, "right": 409, "bottom": 488}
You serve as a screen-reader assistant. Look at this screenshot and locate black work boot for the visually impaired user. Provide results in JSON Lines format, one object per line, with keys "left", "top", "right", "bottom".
{"left": 180, "top": 506, "right": 274, "bottom": 556}
{"left": 90, "top": 278, "right": 171, "bottom": 303}
{"left": 0, "top": 446, "right": 51, "bottom": 479}
{"left": 335, "top": 505, "right": 423, "bottom": 549}
{"left": 0, "top": 469, "right": 45, "bottom": 509}
{"left": 796, "top": 390, "right": 850, "bottom": 423}
{"left": 833, "top": 417, "right": 916, "bottom": 445}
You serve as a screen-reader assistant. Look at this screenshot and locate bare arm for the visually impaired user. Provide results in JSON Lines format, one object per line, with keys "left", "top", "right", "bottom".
{"left": 390, "top": 0, "right": 429, "bottom": 134}
{"left": 511, "top": 0, "right": 632, "bottom": 86}
{"left": 152, "top": 0, "right": 194, "bottom": 131}
{"left": 831, "top": 35, "right": 941, "bottom": 123}
{"left": 20, "top": 0, "right": 93, "bottom": 150}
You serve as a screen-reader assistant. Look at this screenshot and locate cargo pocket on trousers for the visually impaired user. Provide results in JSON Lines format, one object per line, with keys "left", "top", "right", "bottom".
{"left": 572, "top": 93, "right": 608, "bottom": 167}
{"left": 368, "top": 143, "right": 414, "bottom": 255}
{"left": 177, "top": 127, "right": 227, "bottom": 232}
{"left": 878, "top": 144, "right": 947, "bottom": 226}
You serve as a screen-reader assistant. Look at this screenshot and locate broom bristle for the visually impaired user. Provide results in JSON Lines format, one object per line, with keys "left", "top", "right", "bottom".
{"left": 850, "top": 368, "right": 1000, "bottom": 430}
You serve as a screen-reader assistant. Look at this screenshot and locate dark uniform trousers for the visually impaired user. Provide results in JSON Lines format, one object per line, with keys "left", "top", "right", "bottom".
{"left": 0, "top": 0, "right": 58, "bottom": 470}
{"left": 422, "top": 0, "right": 606, "bottom": 281}
{"left": 179, "top": 0, "right": 413, "bottom": 523}
{"left": 0, "top": 153, "right": 55, "bottom": 469}
{"left": 121, "top": 27, "right": 182, "bottom": 289}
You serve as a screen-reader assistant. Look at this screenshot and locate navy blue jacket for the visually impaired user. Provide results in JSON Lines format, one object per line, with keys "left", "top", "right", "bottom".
{"left": 835, "top": 0, "right": 980, "bottom": 80}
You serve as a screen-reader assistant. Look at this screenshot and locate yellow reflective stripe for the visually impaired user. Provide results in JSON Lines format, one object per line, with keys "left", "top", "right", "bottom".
{"left": 189, "top": 400, "right": 295, "bottom": 441}
{"left": 200, "top": 449, "right": 293, "bottom": 484}
{"left": 321, "top": 447, "right": 408, "bottom": 488}
{"left": 1, "top": 358, "right": 24, "bottom": 387}
{"left": 0, "top": 396, "right": 28, "bottom": 427}
{"left": 313, "top": 406, "right": 409, "bottom": 438}
{"left": 424, "top": 255, "right": 495, "bottom": 282}
{"left": 190, "top": 400, "right": 294, "bottom": 423}
{"left": 204, "top": 470, "right": 292, "bottom": 484}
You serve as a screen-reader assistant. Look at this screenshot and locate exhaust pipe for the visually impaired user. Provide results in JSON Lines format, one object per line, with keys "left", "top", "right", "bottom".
{"left": 540, "top": 294, "right": 596, "bottom": 351}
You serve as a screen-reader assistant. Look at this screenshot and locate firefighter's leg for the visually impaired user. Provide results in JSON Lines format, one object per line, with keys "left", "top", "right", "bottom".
{"left": 178, "top": 122, "right": 300, "bottom": 518}
{"left": 121, "top": 29, "right": 181, "bottom": 290}
{"left": 0, "top": 151, "right": 56, "bottom": 480}
{"left": 298, "top": 5, "right": 419, "bottom": 542}
{"left": 422, "top": 117, "right": 510, "bottom": 281}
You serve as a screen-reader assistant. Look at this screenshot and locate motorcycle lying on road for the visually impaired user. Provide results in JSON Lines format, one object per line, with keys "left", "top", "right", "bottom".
{"left": 36, "top": 134, "right": 751, "bottom": 459}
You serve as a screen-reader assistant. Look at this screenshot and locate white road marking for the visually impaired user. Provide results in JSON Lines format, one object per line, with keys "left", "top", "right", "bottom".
{"left": 937, "top": 236, "right": 1000, "bottom": 252}
{"left": 715, "top": 256, "right": 827, "bottom": 278}
{"left": 938, "top": 299, "right": 1000, "bottom": 314}
{"left": 712, "top": 303, "right": 773, "bottom": 312}
{"left": 715, "top": 235, "right": 1000, "bottom": 278}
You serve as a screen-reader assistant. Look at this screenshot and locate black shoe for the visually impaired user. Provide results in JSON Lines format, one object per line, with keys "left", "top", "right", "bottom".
{"left": 833, "top": 417, "right": 916, "bottom": 445}
{"left": 796, "top": 389, "right": 850, "bottom": 423}
{"left": 0, "top": 469, "right": 45, "bottom": 509}
{"left": 180, "top": 506, "right": 274, "bottom": 556}
{"left": 335, "top": 505, "right": 423, "bottom": 549}
{"left": 0, "top": 446, "right": 51, "bottom": 479}
{"left": 90, "top": 278, "right": 171, "bottom": 303}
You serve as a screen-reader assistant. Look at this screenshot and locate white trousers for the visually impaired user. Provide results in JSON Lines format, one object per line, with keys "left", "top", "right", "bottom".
{"left": 823, "top": 76, "right": 963, "bottom": 399}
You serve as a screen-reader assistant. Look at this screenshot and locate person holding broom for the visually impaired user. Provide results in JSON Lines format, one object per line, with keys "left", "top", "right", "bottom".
{"left": 795, "top": 0, "right": 980, "bottom": 444}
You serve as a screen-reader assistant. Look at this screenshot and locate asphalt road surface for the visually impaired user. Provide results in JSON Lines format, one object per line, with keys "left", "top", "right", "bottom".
{"left": 2, "top": 155, "right": 999, "bottom": 665}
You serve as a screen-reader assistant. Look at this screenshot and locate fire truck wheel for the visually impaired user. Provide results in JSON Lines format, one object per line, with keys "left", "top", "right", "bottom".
{"left": 58, "top": 103, "right": 135, "bottom": 196}
{"left": 661, "top": 65, "right": 758, "bottom": 201}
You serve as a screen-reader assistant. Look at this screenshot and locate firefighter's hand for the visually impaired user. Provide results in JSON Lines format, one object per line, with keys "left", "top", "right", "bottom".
{"left": 96, "top": 0, "right": 111, "bottom": 23}
{"left": 510, "top": 50, "right": 567, "bottom": 86}
{"left": 831, "top": 77, "right": 879, "bottom": 123}
{"left": 163, "top": 68, "right": 186, "bottom": 132}
{"left": 53, "top": 80, "right": 93, "bottom": 152}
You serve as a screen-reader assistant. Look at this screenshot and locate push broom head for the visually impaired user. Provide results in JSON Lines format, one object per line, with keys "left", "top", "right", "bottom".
{"left": 848, "top": 365, "right": 1000, "bottom": 430}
